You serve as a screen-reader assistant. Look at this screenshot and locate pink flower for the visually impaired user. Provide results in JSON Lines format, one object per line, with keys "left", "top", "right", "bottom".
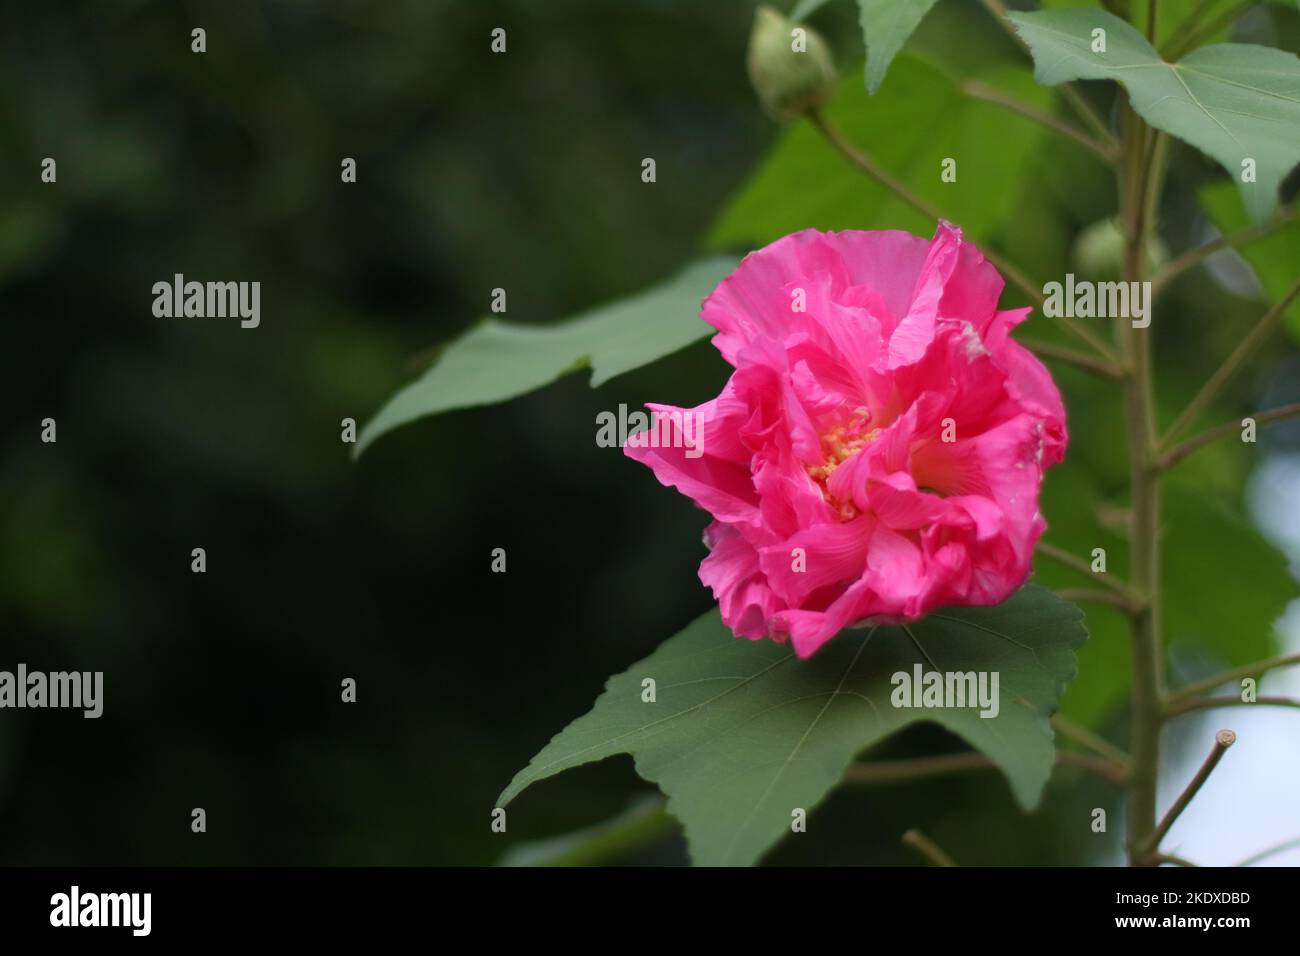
{"left": 625, "top": 223, "right": 1067, "bottom": 658}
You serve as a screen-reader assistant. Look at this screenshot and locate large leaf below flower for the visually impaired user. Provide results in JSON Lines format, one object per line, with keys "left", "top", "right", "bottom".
{"left": 1008, "top": 9, "right": 1300, "bottom": 223}
{"left": 499, "top": 585, "right": 1087, "bottom": 866}
{"left": 355, "top": 256, "right": 738, "bottom": 455}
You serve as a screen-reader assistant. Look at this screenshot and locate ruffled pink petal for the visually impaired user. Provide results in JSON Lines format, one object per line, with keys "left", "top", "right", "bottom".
{"left": 623, "top": 404, "right": 762, "bottom": 528}
{"left": 699, "top": 523, "right": 781, "bottom": 640}
{"left": 758, "top": 515, "right": 874, "bottom": 606}
{"left": 887, "top": 222, "right": 962, "bottom": 369}
{"left": 937, "top": 227, "right": 1005, "bottom": 333}
{"left": 702, "top": 229, "right": 931, "bottom": 365}
{"left": 989, "top": 338, "right": 1068, "bottom": 467}
{"left": 863, "top": 524, "right": 926, "bottom": 612}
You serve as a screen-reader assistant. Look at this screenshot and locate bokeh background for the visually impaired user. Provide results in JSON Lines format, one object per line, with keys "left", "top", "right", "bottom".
{"left": 2, "top": 0, "right": 1298, "bottom": 865}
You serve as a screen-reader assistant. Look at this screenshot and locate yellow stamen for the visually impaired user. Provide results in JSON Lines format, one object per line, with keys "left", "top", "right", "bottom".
{"left": 804, "top": 408, "right": 880, "bottom": 521}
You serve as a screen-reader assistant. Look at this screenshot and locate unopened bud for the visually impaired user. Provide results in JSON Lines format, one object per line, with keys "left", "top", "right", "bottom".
{"left": 747, "top": 6, "right": 836, "bottom": 123}
{"left": 1073, "top": 216, "right": 1169, "bottom": 279}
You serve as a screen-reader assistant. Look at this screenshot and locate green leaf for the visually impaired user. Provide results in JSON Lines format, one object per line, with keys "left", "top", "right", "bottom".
{"left": 1008, "top": 8, "right": 1300, "bottom": 222}
{"left": 858, "top": 0, "right": 942, "bottom": 93}
{"left": 708, "top": 55, "right": 1051, "bottom": 250}
{"left": 1199, "top": 181, "right": 1300, "bottom": 340}
{"left": 1039, "top": 0, "right": 1256, "bottom": 50}
{"left": 355, "top": 256, "right": 737, "bottom": 454}
{"left": 499, "top": 585, "right": 1087, "bottom": 866}
{"left": 790, "top": 0, "right": 839, "bottom": 24}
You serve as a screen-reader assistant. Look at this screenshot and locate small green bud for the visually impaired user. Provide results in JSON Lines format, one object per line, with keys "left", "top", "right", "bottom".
{"left": 747, "top": 6, "right": 836, "bottom": 123}
{"left": 1073, "top": 217, "right": 1169, "bottom": 279}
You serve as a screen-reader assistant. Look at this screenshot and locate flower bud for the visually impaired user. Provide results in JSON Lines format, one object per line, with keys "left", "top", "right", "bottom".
{"left": 1073, "top": 217, "right": 1169, "bottom": 279}
{"left": 747, "top": 6, "right": 836, "bottom": 123}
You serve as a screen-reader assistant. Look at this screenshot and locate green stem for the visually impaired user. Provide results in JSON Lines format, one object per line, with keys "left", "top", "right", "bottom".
{"left": 1018, "top": 337, "right": 1124, "bottom": 379}
{"left": 1052, "top": 713, "right": 1132, "bottom": 766}
{"left": 1235, "top": 834, "right": 1300, "bottom": 867}
{"left": 843, "top": 749, "right": 1128, "bottom": 786}
{"left": 1056, "top": 587, "right": 1140, "bottom": 613}
{"left": 1036, "top": 541, "right": 1137, "bottom": 596}
{"left": 1139, "top": 730, "right": 1235, "bottom": 861}
{"left": 1142, "top": 132, "right": 1169, "bottom": 237}
{"left": 1120, "top": 99, "right": 1165, "bottom": 867}
{"left": 1158, "top": 402, "right": 1300, "bottom": 471}
{"left": 1150, "top": 209, "right": 1296, "bottom": 297}
{"left": 1160, "top": 277, "right": 1300, "bottom": 448}
{"left": 1163, "top": 0, "right": 1254, "bottom": 59}
{"left": 960, "top": 79, "right": 1117, "bottom": 162}
{"left": 1157, "top": 0, "right": 1212, "bottom": 56}
{"left": 1165, "top": 695, "right": 1300, "bottom": 719}
{"left": 1165, "top": 652, "right": 1300, "bottom": 705}
{"left": 902, "top": 829, "right": 958, "bottom": 866}
{"left": 506, "top": 799, "right": 677, "bottom": 867}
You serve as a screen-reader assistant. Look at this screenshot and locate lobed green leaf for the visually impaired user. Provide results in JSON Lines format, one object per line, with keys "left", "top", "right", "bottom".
{"left": 1009, "top": 8, "right": 1300, "bottom": 223}
{"left": 355, "top": 256, "right": 738, "bottom": 455}
{"left": 500, "top": 585, "right": 1087, "bottom": 866}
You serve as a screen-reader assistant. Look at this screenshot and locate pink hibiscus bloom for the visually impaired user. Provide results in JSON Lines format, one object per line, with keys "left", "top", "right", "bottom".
{"left": 625, "top": 223, "right": 1067, "bottom": 658}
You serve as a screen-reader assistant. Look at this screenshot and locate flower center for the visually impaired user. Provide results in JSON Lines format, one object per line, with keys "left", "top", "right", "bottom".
{"left": 805, "top": 407, "right": 879, "bottom": 521}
